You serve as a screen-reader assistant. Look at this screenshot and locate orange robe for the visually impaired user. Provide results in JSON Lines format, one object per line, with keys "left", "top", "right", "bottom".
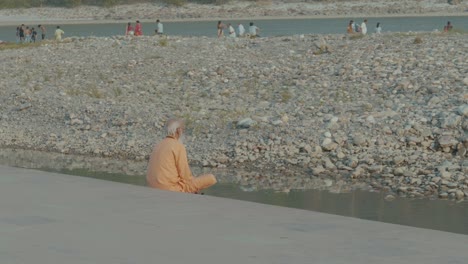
{"left": 146, "top": 136, "right": 216, "bottom": 193}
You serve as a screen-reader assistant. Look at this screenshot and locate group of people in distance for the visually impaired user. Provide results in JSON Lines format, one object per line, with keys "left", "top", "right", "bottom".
{"left": 125, "top": 20, "right": 164, "bottom": 36}
{"left": 16, "top": 24, "right": 46, "bottom": 43}
{"left": 16, "top": 24, "right": 65, "bottom": 43}
{"left": 347, "top": 19, "right": 375, "bottom": 35}
{"left": 217, "top": 21, "right": 260, "bottom": 38}
{"left": 347, "top": 19, "right": 454, "bottom": 35}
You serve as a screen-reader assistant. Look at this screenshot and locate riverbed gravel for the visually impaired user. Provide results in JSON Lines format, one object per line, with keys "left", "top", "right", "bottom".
{"left": 0, "top": 31, "right": 467, "bottom": 200}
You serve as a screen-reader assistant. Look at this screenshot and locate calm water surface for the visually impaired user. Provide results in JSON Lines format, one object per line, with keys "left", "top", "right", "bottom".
{"left": 1, "top": 16, "right": 467, "bottom": 42}
{"left": 0, "top": 148, "right": 466, "bottom": 235}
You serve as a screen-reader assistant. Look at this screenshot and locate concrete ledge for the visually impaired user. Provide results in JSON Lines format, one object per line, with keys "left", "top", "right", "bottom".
{"left": 1, "top": 165, "right": 467, "bottom": 264}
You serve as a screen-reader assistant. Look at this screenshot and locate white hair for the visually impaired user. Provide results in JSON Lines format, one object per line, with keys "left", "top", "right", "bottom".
{"left": 166, "top": 119, "right": 184, "bottom": 137}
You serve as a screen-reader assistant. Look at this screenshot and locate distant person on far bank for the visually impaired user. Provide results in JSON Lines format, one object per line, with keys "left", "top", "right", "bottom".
{"left": 443, "top": 21, "right": 453, "bottom": 32}
{"left": 228, "top": 23, "right": 236, "bottom": 37}
{"left": 126, "top": 22, "right": 134, "bottom": 36}
{"left": 353, "top": 21, "right": 359, "bottom": 33}
{"left": 31, "top": 27, "right": 37, "bottom": 42}
{"left": 55, "top": 26, "right": 64, "bottom": 41}
{"left": 16, "top": 27, "right": 20, "bottom": 43}
{"left": 347, "top": 20, "right": 354, "bottom": 34}
{"left": 361, "top": 19, "right": 368, "bottom": 35}
{"left": 134, "top": 20, "right": 143, "bottom": 36}
{"left": 25, "top": 27, "right": 31, "bottom": 43}
{"left": 238, "top": 23, "right": 245, "bottom": 37}
{"left": 19, "top": 24, "right": 25, "bottom": 43}
{"left": 217, "top": 21, "right": 225, "bottom": 38}
{"left": 249, "top": 22, "right": 260, "bottom": 37}
{"left": 375, "top": 22, "right": 382, "bottom": 34}
{"left": 146, "top": 118, "right": 217, "bottom": 193}
{"left": 156, "top": 19, "right": 164, "bottom": 35}
{"left": 38, "top": 25, "right": 46, "bottom": 40}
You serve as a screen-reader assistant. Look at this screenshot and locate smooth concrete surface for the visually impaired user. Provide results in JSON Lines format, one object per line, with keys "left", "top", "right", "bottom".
{"left": 1, "top": 165, "right": 467, "bottom": 264}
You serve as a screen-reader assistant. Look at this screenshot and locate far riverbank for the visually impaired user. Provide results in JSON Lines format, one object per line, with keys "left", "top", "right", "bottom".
{"left": 1, "top": 12, "right": 468, "bottom": 27}
{"left": 1, "top": 16, "right": 467, "bottom": 42}
{"left": 0, "top": 0, "right": 467, "bottom": 27}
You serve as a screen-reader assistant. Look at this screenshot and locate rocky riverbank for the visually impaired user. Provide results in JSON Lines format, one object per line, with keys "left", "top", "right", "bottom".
{"left": 0, "top": 0, "right": 467, "bottom": 24}
{"left": 0, "top": 31, "right": 467, "bottom": 200}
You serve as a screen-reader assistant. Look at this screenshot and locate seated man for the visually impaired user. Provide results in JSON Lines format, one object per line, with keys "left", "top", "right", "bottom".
{"left": 146, "top": 119, "right": 217, "bottom": 193}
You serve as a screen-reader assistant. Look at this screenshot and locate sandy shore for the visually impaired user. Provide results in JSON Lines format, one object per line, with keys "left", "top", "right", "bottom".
{"left": 0, "top": 0, "right": 467, "bottom": 26}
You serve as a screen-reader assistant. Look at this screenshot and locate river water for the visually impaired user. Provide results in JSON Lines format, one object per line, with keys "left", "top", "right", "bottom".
{"left": 1, "top": 16, "right": 467, "bottom": 42}
{"left": 0, "top": 148, "right": 466, "bottom": 235}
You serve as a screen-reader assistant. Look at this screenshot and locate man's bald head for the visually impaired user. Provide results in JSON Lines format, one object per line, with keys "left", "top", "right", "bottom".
{"left": 166, "top": 118, "right": 185, "bottom": 138}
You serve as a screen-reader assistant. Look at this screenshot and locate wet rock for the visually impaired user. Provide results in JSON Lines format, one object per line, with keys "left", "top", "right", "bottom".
{"left": 439, "top": 192, "right": 449, "bottom": 199}
{"left": 455, "top": 189, "right": 465, "bottom": 200}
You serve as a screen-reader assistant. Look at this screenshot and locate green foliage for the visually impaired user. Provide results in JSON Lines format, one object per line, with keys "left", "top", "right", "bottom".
{"left": 0, "top": 0, "right": 41, "bottom": 8}
{"left": 348, "top": 33, "right": 364, "bottom": 40}
{"left": 162, "top": 0, "right": 186, "bottom": 6}
{"left": 71, "top": 0, "right": 83, "bottom": 7}
{"left": 158, "top": 37, "right": 168, "bottom": 47}
{"left": 102, "top": 0, "right": 119, "bottom": 7}
{"left": 413, "top": 36, "right": 423, "bottom": 44}
{"left": 280, "top": 89, "right": 292, "bottom": 103}
{"left": 0, "top": 42, "right": 44, "bottom": 50}
{"left": 447, "top": 28, "right": 467, "bottom": 34}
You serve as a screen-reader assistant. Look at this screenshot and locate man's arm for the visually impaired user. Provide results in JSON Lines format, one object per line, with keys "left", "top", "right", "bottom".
{"left": 175, "top": 144, "right": 193, "bottom": 182}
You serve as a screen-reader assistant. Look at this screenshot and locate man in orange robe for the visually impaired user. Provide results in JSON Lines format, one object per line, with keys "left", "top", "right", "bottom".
{"left": 146, "top": 119, "right": 217, "bottom": 193}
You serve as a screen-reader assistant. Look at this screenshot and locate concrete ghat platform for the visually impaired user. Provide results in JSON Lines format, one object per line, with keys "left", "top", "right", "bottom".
{"left": 1, "top": 165, "right": 467, "bottom": 264}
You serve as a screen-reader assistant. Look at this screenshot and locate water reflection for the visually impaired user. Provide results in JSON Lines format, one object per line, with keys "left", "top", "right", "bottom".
{"left": 205, "top": 184, "right": 468, "bottom": 235}
{"left": 0, "top": 148, "right": 467, "bottom": 235}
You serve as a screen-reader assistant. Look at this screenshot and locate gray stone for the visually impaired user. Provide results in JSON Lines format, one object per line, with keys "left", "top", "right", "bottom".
{"left": 438, "top": 136, "right": 458, "bottom": 148}
{"left": 458, "top": 105, "right": 468, "bottom": 117}
{"left": 441, "top": 114, "right": 462, "bottom": 129}
{"left": 456, "top": 143, "right": 467, "bottom": 158}
{"left": 393, "top": 167, "right": 405, "bottom": 176}
{"left": 16, "top": 103, "right": 32, "bottom": 111}
{"left": 351, "top": 166, "right": 367, "bottom": 178}
{"left": 455, "top": 190, "right": 465, "bottom": 200}
{"left": 439, "top": 192, "right": 449, "bottom": 199}
{"left": 237, "top": 118, "right": 255, "bottom": 129}
{"left": 346, "top": 157, "right": 359, "bottom": 168}
{"left": 312, "top": 166, "right": 326, "bottom": 175}
{"left": 440, "top": 171, "right": 451, "bottom": 179}
{"left": 271, "top": 120, "right": 283, "bottom": 126}
{"left": 352, "top": 135, "right": 366, "bottom": 146}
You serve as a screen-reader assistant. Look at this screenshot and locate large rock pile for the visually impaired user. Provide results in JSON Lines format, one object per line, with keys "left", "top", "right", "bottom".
{"left": 0, "top": 32, "right": 466, "bottom": 200}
